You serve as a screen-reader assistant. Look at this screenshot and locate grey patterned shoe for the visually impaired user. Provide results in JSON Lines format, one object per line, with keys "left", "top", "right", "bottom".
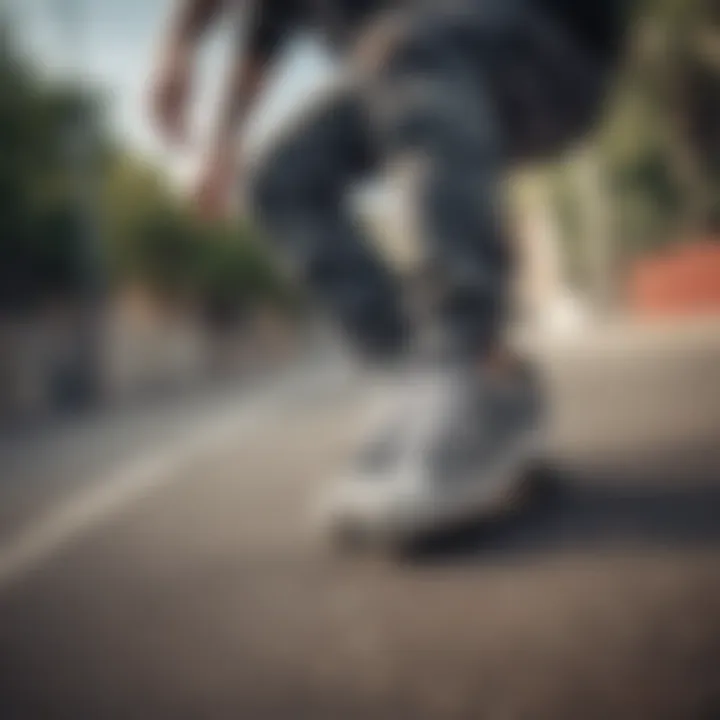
{"left": 318, "top": 360, "right": 545, "bottom": 549}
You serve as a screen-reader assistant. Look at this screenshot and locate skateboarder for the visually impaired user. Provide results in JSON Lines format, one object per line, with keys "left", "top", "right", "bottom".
{"left": 150, "top": 0, "right": 628, "bottom": 542}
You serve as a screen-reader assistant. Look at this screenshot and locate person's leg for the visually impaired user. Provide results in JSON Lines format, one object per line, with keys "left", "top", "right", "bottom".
{"left": 355, "top": 3, "right": 513, "bottom": 362}
{"left": 321, "top": 1, "right": 606, "bottom": 544}
{"left": 362, "top": 0, "right": 603, "bottom": 361}
{"left": 248, "top": 88, "right": 409, "bottom": 362}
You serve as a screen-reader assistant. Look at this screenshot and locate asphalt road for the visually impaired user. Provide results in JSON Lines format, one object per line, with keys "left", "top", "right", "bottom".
{"left": 1, "top": 322, "right": 720, "bottom": 720}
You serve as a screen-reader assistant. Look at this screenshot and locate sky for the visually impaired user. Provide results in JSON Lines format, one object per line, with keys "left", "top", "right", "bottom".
{"left": 14, "top": 0, "right": 335, "bottom": 185}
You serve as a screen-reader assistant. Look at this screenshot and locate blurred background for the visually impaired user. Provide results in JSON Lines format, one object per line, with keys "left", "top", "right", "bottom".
{"left": 1, "top": 0, "right": 312, "bottom": 424}
{"left": 1, "top": 0, "right": 719, "bottom": 424}
{"left": 1, "top": 2, "right": 720, "bottom": 719}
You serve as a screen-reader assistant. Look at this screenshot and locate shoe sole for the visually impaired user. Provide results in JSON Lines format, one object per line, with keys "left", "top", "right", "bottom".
{"left": 320, "top": 429, "right": 546, "bottom": 554}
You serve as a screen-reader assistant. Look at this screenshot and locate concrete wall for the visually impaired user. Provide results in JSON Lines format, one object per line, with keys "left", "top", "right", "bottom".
{"left": 0, "top": 292, "right": 297, "bottom": 426}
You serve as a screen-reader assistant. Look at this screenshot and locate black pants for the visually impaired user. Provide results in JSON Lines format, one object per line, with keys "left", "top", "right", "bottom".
{"left": 249, "top": 0, "right": 605, "bottom": 361}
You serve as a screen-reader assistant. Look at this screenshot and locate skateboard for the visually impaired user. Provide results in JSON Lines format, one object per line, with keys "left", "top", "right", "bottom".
{"left": 322, "top": 459, "right": 558, "bottom": 556}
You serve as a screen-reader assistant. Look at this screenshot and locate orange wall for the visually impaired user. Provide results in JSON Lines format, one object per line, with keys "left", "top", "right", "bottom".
{"left": 628, "top": 240, "right": 720, "bottom": 318}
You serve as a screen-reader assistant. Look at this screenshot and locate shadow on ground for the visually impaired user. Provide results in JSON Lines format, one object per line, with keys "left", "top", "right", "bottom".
{"left": 410, "top": 463, "right": 720, "bottom": 563}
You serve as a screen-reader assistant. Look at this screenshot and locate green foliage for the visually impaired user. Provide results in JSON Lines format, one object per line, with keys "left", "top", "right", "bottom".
{"left": 0, "top": 23, "right": 107, "bottom": 310}
{"left": 194, "top": 224, "right": 291, "bottom": 325}
{"left": 602, "top": 0, "right": 720, "bottom": 241}
{"left": 539, "top": 0, "right": 720, "bottom": 285}
{"left": 0, "top": 19, "right": 289, "bottom": 322}
{"left": 102, "top": 153, "right": 290, "bottom": 322}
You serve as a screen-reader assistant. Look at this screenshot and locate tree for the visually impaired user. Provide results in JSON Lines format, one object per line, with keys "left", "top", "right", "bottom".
{"left": 601, "top": 0, "right": 720, "bottom": 242}
{"left": 0, "top": 19, "right": 107, "bottom": 311}
{"left": 0, "top": 15, "right": 290, "bottom": 326}
{"left": 535, "top": 0, "right": 720, "bottom": 305}
{"left": 102, "top": 152, "right": 293, "bottom": 322}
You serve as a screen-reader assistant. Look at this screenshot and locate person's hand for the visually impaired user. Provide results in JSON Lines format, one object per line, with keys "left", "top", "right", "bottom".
{"left": 194, "top": 149, "right": 237, "bottom": 220}
{"left": 149, "top": 43, "right": 194, "bottom": 146}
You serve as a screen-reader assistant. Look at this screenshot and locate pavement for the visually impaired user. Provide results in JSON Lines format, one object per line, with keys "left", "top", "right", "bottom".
{"left": 1, "top": 320, "right": 720, "bottom": 720}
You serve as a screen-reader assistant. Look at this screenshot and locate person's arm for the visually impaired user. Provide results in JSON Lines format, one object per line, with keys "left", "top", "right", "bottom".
{"left": 209, "top": 0, "right": 297, "bottom": 155}
{"left": 208, "top": 40, "right": 270, "bottom": 163}
{"left": 150, "top": 0, "right": 230, "bottom": 143}
{"left": 196, "top": 1, "right": 298, "bottom": 216}
{"left": 195, "top": 51, "right": 270, "bottom": 217}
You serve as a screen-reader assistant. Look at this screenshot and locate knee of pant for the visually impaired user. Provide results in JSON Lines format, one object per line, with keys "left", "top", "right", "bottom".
{"left": 377, "top": 79, "right": 498, "bottom": 161}
{"left": 247, "top": 153, "right": 292, "bottom": 223}
{"left": 249, "top": 149, "right": 340, "bottom": 225}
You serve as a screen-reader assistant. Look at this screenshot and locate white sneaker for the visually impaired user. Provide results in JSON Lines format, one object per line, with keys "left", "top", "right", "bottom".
{"left": 318, "top": 361, "right": 545, "bottom": 549}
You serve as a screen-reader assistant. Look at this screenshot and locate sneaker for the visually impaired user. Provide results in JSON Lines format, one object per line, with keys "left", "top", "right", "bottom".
{"left": 318, "top": 360, "right": 545, "bottom": 548}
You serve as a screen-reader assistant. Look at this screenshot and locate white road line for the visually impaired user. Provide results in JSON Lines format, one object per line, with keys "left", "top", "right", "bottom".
{"left": 0, "top": 390, "right": 285, "bottom": 590}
